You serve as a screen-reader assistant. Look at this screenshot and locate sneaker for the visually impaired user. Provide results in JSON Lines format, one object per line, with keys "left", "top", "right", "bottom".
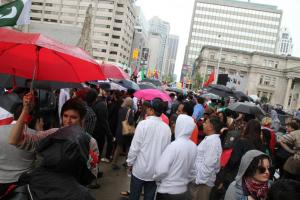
{"left": 101, "top": 158, "right": 110, "bottom": 163}
{"left": 111, "top": 164, "right": 121, "bottom": 170}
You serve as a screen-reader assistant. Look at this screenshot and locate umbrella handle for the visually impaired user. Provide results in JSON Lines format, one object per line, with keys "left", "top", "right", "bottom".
{"left": 31, "top": 46, "right": 41, "bottom": 91}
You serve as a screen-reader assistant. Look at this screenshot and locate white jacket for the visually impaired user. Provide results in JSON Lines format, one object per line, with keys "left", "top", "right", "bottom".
{"left": 127, "top": 116, "right": 171, "bottom": 181}
{"left": 153, "top": 114, "right": 197, "bottom": 194}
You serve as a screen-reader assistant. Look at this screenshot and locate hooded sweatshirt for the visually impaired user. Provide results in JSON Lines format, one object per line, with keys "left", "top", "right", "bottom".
{"left": 224, "top": 150, "right": 268, "bottom": 200}
{"left": 153, "top": 114, "right": 197, "bottom": 194}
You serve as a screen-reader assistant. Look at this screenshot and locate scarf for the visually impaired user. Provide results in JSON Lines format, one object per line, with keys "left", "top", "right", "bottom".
{"left": 243, "top": 177, "right": 269, "bottom": 199}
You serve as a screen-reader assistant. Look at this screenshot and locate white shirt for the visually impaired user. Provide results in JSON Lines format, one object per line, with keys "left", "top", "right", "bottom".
{"left": 127, "top": 116, "right": 171, "bottom": 181}
{"left": 195, "top": 134, "right": 222, "bottom": 187}
{"left": 58, "top": 88, "right": 70, "bottom": 120}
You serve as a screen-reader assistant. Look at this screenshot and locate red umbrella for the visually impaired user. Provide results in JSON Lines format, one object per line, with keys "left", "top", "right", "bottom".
{"left": 134, "top": 89, "right": 171, "bottom": 102}
{"left": 0, "top": 28, "right": 106, "bottom": 88}
{"left": 100, "top": 63, "right": 129, "bottom": 80}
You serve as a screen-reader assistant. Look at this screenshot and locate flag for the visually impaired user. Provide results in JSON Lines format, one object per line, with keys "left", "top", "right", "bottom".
{"left": 0, "top": 0, "right": 31, "bottom": 27}
{"left": 203, "top": 69, "right": 215, "bottom": 87}
{"left": 141, "top": 67, "right": 145, "bottom": 80}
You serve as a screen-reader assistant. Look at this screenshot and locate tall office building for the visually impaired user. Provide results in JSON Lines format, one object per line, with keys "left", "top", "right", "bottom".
{"left": 163, "top": 35, "right": 179, "bottom": 77}
{"left": 277, "top": 27, "right": 293, "bottom": 56}
{"left": 184, "top": 0, "right": 282, "bottom": 67}
{"left": 147, "top": 16, "right": 170, "bottom": 74}
{"left": 129, "top": 6, "right": 148, "bottom": 70}
{"left": 28, "top": 0, "right": 136, "bottom": 67}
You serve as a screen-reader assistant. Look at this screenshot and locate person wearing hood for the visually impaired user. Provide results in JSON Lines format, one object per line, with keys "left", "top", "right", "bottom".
{"left": 270, "top": 109, "right": 281, "bottom": 132}
{"left": 225, "top": 150, "right": 271, "bottom": 200}
{"left": 189, "top": 116, "right": 223, "bottom": 200}
{"left": 153, "top": 114, "right": 197, "bottom": 200}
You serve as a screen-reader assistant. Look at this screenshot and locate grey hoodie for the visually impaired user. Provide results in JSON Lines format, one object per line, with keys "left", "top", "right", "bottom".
{"left": 224, "top": 150, "right": 268, "bottom": 200}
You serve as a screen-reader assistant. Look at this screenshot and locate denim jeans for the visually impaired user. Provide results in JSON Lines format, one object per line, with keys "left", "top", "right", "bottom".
{"left": 156, "top": 192, "right": 188, "bottom": 200}
{"left": 129, "top": 175, "right": 157, "bottom": 200}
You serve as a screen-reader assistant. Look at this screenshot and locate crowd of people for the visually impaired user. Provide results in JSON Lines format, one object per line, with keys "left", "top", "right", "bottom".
{"left": 0, "top": 84, "right": 300, "bottom": 200}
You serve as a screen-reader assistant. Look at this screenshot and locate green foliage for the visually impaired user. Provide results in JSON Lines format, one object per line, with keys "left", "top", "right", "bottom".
{"left": 260, "top": 96, "right": 269, "bottom": 104}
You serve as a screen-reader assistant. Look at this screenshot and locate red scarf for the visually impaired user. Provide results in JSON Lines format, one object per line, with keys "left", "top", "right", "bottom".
{"left": 243, "top": 177, "right": 268, "bottom": 199}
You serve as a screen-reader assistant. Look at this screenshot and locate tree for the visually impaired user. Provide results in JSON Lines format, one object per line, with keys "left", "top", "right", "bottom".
{"left": 260, "top": 96, "right": 269, "bottom": 104}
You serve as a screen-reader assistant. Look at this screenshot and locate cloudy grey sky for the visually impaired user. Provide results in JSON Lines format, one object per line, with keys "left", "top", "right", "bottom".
{"left": 136, "top": 0, "right": 300, "bottom": 79}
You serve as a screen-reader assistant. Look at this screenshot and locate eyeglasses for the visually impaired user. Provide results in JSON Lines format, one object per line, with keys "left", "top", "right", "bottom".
{"left": 257, "top": 166, "right": 270, "bottom": 174}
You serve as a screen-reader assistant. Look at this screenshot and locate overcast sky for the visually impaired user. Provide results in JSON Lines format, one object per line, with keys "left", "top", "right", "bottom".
{"left": 136, "top": 0, "right": 300, "bottom": 79}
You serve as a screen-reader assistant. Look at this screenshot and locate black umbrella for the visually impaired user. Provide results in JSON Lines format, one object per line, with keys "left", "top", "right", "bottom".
{"left": 140, "top": 78, "right": 162, "bottom": 86}
{"left": 112, "top": 79, "right": 140, "bottom": 91}
{"left": 207, "top": 84, "right": 234, "bottom": 98}
{"left": 233, "top": 91, "right": 249, "bottom": 101}
{"left": 227, "top": 102, "right": 266, "bottom": 116}
{"left": 166, "top": 87, "right": 184, "bottom": 94}
{"left": 0, "top": 74, "right": 83, "bottom": 89}
{"left": 138, "top": 82, "right": 157, "bottom": 89}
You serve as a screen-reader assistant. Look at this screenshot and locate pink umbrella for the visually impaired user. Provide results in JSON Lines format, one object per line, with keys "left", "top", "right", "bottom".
{"left": 100, "top": 63, "right": 129, "bottom": 80}
{"left": 134, "top": 89, "right": 171, "bottom": 102}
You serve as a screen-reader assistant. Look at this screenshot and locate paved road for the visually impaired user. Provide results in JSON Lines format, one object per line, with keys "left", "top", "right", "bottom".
{"left": 90, "top": 158, "right": 131, "bottom": 200}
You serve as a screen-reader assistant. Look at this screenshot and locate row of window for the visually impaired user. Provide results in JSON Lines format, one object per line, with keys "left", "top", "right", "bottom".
{"left": 191, "top": 30, "right": 275, "bottom": 44}
{"left": 259, "top": 75, "right": 277, "bottom": 87}
{"left": 195, "top": 9, "right": 280, "bottom": 26}
{"left": 197, "top": 2, "right": 281, "bottom": 18}
{"left": 190, "top": 35, "right": 275, "bottom": 49}
{"left": 193, "top": 16, "right": 279, "bottom": 33}
{"left": 263, "top": 59, "right": 279, "bottom": 68}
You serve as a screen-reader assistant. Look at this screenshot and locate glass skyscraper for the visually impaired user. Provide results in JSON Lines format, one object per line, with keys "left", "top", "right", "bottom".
{"left": 184, "top": 0, "right": 282, "bottom": 66}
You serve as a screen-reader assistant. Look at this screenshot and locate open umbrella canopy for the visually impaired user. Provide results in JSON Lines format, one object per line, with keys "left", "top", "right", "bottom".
{"left": 140, "top": 78, "right": 162, "bottom": 87}
{"left": 200, "top": 93, "right": 220, "bottom": 100}
{"left": 227, "top": 102, "right": 266, "bottom": 116}
{"left": 233, "top": 91, "right": 249, "bottom": 101}
{"left": 112, "top": 79, "right": 140, "bottom": 91}
{"left": 0, "top": 74, "right": 83, "bottom": 89}
{"left": 100, "top": 63, "right": 129, "bottom": 80}
{"left": 166, "top": 87, "right": 184, "bottom": 94}
{"left": 0, "top": 28, "right": 106, "bottom": 88}
{"left": 134, "top": 89, "right": 171, "bottom": 102}
{"left": 138, "top": 82, "right": 157, "bottom": 90}
{"left": 207, "top": 84, "right": 234, "bottom": 98}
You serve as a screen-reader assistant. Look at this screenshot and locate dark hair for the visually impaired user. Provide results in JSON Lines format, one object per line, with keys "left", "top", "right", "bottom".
{"left": 182, "top": 101, "right": 194, "bottom": 116}
{"left": 286, "top": 121, "right": 299, "bottom": 131}
{"left": 177, "top": 94, "right": 184, "bottom": 102}
{"left": 208, "top": 116, "right": 223, "bottom": 134}
{"left": 244, "top": 154, "right": 270, "bottom": 178}
{"left": 151, "top": 98, "right": 165, "bottom": 117}
{"left": 218, "top": 111, "right": 227, "bottom": 126}
{"left": 197, "top": 96, "right": 205, "bottom": 104}
{"left": 85, "top": 89, "right": 98, "bottom": 106}
{"left": 267, "top": 179, "right": 300, "bottom": 200}
{"left": 61, "top": 98, "right": 87, "bottom": 120}
{"left": 243, "top": 119, "right": 263, "bottom": 149}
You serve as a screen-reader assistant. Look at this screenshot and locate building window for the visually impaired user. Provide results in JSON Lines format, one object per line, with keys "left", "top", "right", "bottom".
{"left": 117, "top": 3, "right": 124, "bottom": 7}
{"left": 101, "top": 49, "right": 107, "bottom": 53}
{"left": 209, "top": 54, "right": 215, "bottom": 59}
{"left": 115, "top": 19, "right": 122, "bottom": 23}
{"left": 110, "top": 51, "right": 117, "bottom": 55}
{"left": 113, "top": 27, "right": 121, "bottom": 31}
{"left": 112, "top": 35, "right": 120, "bottom": 39}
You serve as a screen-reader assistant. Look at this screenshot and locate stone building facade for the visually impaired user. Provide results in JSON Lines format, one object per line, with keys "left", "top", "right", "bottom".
{"left": 195, "top": 45, "right": 300, "bottom": 111}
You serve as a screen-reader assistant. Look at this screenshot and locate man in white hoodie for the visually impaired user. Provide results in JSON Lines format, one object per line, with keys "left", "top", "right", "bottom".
{"left": 127, "top": 98, "right": 171, "bottom": 200}
{"left": 154, "top": 114, "right": 197, "bottom": 200}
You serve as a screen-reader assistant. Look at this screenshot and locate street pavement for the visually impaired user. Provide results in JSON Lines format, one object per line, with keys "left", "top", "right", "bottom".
{"left": 90, "top": 158, "right": 131, "bottom": 200}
